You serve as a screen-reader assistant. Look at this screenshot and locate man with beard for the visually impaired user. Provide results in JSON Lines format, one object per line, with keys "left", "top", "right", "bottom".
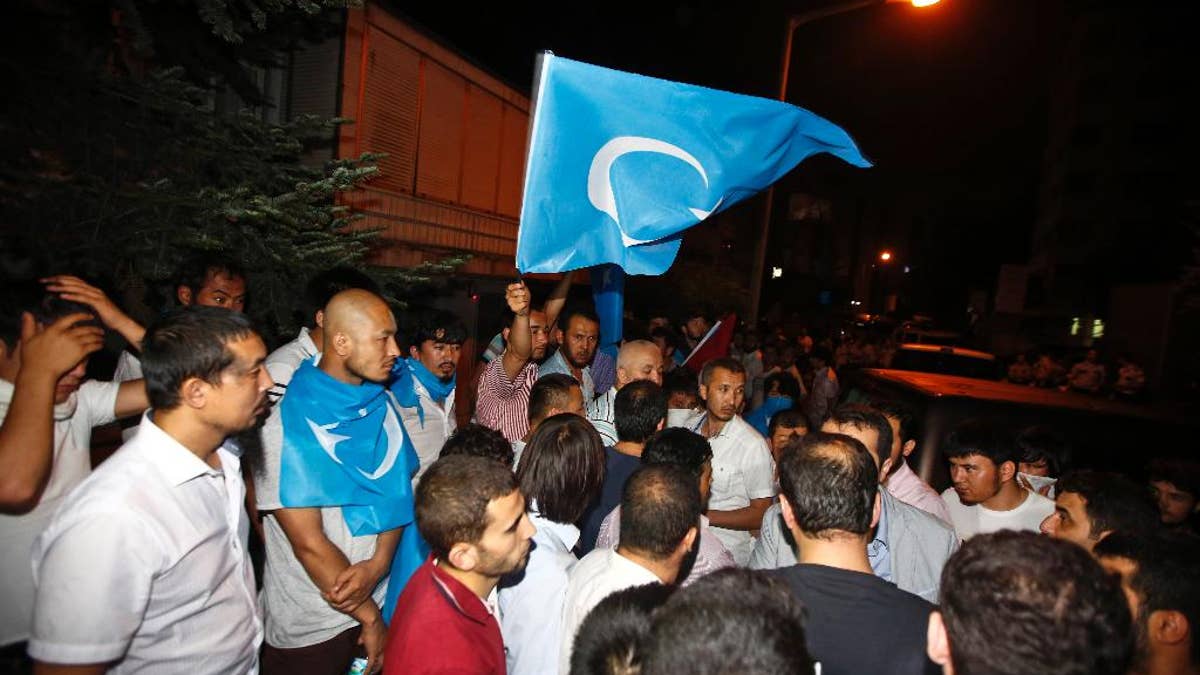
{"left": 940, "top": 418, "right": 1055, "bottom": 541}
{"left": 677, "top": 357, "right": 774, "bottom": 566}
{"left": 540, "top": 306, "right": 601, "bottom": 402}
{"left": 395, "top": 309, "right": 465, "bottom": 484}
{"left": 0, "top": 281, "right": 149, "bottom": 652}
{"left": 385, "top": 455, "right": 535, "bottom": 674}
{"left": 1095, "top": 530, "right": 1200, "bottom": 675}
{"left": 257, "top": 289, "right": 418, "bottom": 675}
{"left": 29, "top": 307, "right": 270, "bottom": 673}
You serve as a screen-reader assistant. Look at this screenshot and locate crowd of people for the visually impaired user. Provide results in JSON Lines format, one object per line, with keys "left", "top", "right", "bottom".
{"left": 0, "top": 257, "right": 1197, "bottom": 675}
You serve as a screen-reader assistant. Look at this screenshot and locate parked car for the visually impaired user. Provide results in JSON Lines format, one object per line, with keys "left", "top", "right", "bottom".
{"left": 841, "top": 368, "right": 1195, "bottom": 491}
{"left": 888, "top": 343, "right": 1001, "bottom": 380}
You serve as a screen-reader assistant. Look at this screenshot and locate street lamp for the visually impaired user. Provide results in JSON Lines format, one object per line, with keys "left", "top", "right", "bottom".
{"left": 879, "top": 250, "right": 893, "bottom": 262}
{"left": 747, "top": 0, "right": 942, "bottom": 324}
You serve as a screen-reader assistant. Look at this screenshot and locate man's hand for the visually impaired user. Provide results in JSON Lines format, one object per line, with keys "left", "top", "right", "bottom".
{"left": 505, "top": 281, "right": 531, "bottom": 317}
{"left": 356, "top": 605, "right": 387, "bottom": 674}
{"left": 42, "top": 275, "right": 145, "bottom": 349}
{"left": 18, "top": 312, "right": 104, "bottom": 378}
{"left": 323, "top": 558, "right": 385, "bottom": 614}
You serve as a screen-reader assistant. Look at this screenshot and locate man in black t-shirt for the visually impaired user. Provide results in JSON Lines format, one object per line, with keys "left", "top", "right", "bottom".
{"left": 767, "top": 431, "right": 938, "bottom": 675}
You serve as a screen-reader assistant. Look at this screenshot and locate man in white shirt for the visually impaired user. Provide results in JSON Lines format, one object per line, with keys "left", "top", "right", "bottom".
{"left": 676, "top": 357, "right": 774, "bottom": 565}
{"left": 0, "top": 282, "right": 149, "bottom": 649}
{"left": 940, "top": 418, "right": 1055, "bottom": 541}
{"left": 29, "top": 306, "right": 270, "bottom": 674}
{"left": 397, "top": 309, "right": 464, "bottom": 484}
{"left": 560, "top": 464, "right": 700, "bottom": 673}
{"left": 587, "top": 340, "right": 663, "bottom": 446}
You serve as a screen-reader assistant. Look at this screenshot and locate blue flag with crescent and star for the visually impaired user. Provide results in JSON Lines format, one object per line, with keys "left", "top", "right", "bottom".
{"left": 280, "top": 356, "right": 418, "bottom": 535}
{"left": 516, "top": 53, "right": 872, "bottom": 275}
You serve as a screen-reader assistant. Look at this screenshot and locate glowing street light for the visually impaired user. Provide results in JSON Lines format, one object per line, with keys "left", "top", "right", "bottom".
{"left": 879, "top": 251, "right": 893, "bottom": 262}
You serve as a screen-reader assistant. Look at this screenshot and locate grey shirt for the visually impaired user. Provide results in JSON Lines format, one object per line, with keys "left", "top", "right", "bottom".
{"left": 749, "top": 490, "right": 958, "bottom": 603}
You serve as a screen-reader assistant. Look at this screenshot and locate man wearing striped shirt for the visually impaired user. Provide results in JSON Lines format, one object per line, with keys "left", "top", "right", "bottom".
{"left": 587, "top": 340, "right": 664, "bottom": 446}
{"left": 474, "top": 282, "right": 547, "bottom": 443}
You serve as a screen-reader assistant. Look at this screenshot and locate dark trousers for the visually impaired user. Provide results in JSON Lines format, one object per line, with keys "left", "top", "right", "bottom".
{"left": 261, "top": 626, "right": 362, "bottom": 675}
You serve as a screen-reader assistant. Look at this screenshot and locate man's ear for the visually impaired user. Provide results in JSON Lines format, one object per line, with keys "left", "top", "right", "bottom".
{"left": 880, "top": 456, "right": 895, "bottom": 481}
{"left": 871, "top": 492, "right": 882, "bottom": 529}
{"left": 999, "top": 460, "right": 1017, "bottom": 483}
{"left": 1149, "top": 609, "right": 1191, "bottom": 648}
{"left": 180, "top": 376, "right": 209, "bottom": 410}
{"left": 502, "top": 327, "right": 511, "bottom": 345}
{"left": 314, "top": 309, "right": 325, "bottom": 329}
{"left": 779, "top": 496, "right": 798, "bottom": 532}
{"left": 698, "top": 383, "right": 709, "bottom": 402}
{"left": 409, "top": 345, "right": 420, "bottom": 360}
{"left": 902, "top": 439, "right": 917, "bottom": 458}
{"left": 447, "top": 542, "right": 478, "bottom": 573}
{"left": 680, "top": 526, "right": 698, "bottom": 555}
{"left": 331, "top": 331, "right": 351, "bottom": 357}
{"left": 177, "top": 285, "right": 193, "bottom": 306}
{"left": 927, "top": 611, "right": 953, "bottom": 673}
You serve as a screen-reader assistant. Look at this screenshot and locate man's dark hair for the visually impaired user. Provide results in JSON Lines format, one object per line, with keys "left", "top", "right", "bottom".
{"left": 176, "top": 253, "right": 245, "bottom": 295}
{"left": 872, "top": 399, "right": 916, "bottom": 443}
{"left": 1148, "top": 457, "right": 1200, "bottom": 497}
{"left": 528, "top": 373, "right": 580, "bottom": 425}
{"left": 439, "top": 423, "right": 514, "bottom": 468}
{"left": 516, "top": 414, "right": 606, "bottom": 524}
{"left": 1057, "top": 470, "right": 1159, "bottom": 540}
{"left": 699, "top": 357, "right": 745, "bottom": 386}
{"left": 406, "top": 308, "right": 467, "bottom": 349}
{"left": 768, "top": 408, "right": 809, "bottom": 438}
{"left": 1016, "top": 425, "right": 1072, "bottom": 477}
{"left": 570, "top": 583, "right": 673, "bottom": 675}
{"left": 558, "top": 306, "right": 600, "bottom": 332}
{"left": 1095, "top": 530, "right": 1200, "bottom": 665}
{"left": 615, "top": 380, "right": 667, "bottom": 444}
{"left": 416, "top": 455, "right": 520, "bottom": 560}
{"left": 763, "top": 372, "right": 801, "bottom": 400}
{"left": 649, "top": 326, "right": 677, "bottom": 350}
{"left": 662, "top": 369, "right": 698, "bottom": 403}
{"left": 642, "top": 568, "right": 815, "bottom": 675}
{"left": 0, "top": 280, "right": 98, "bottom": 348}
{"left": 778, "top": 432, "right": 878, "bottom": 539}
{"left": 140, "top": 307, "right": 258, "bottom": 411}
{"left": 301, "top": 267, "right": 378, "bottom": 324}
{"left": 940, "top": 531, "right": 1133, "bottom": 675}
{"left": 619, "top": 464, "right": 701, "bottom": 559}
{"left": 641, "top": 428, "right": 712, "bottom": 479}
{"left": 942, "top": 417, "right": 1017, "bottom": 468}
{"left": 825, "top": 404, "right": 893, "bottom": 462}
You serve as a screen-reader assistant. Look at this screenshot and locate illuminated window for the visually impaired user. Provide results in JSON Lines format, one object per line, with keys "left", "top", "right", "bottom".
{"left": 1070, "top": 317, "right": 1081, "bottom": 336}
{"left": 1092, "top": 319, "right": 1105, "bottom": 339}
{"left": 771, "top": 267, "right": 783, "bottom": 279}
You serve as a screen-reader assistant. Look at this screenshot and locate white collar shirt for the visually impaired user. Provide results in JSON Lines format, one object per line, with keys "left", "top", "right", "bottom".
{"left": 29, "top": 412, "right": 262, "bottom": 673}
{"left": 498, "top": 514, "right": 581, "bottom": 675}
{"left": 400, "top": 377, "right": 457, "bottom": 485}
{"left": 559, "top": 548, "right": 660, "bottom": 674}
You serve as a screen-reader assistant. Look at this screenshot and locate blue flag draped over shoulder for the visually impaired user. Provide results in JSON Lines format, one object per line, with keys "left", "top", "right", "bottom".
{"left": 280, "top": 357, "right": 418, "bottom": 535}
{"left": 516, "top": 53, "right": 872, "bottom": 275}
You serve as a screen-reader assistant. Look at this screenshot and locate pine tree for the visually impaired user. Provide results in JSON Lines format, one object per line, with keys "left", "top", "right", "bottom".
{"left": 1, "top": 0, "right": 465, "bottom": 342}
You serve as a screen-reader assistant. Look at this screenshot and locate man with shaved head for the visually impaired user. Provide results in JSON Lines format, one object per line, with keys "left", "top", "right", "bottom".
{"left": 256, "top": 289, "right": 420, "bottom": 674}
{"left": 587, "top": 339, "right": 664, "bottom": 446}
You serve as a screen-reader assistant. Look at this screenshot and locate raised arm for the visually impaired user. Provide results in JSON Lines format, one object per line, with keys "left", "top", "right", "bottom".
{"left": 42, "top": 276, "right": 145, "bottom": 351}
{"left": 542, "top": 270, "right": 575, "bottom": 329}
{"left": 501, "top": 281, "right": 533, "bottom": 382}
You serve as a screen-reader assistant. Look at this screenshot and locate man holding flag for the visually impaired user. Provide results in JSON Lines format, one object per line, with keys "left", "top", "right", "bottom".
{"left": 256, "top": 289, "right": 419, "bottom": 675}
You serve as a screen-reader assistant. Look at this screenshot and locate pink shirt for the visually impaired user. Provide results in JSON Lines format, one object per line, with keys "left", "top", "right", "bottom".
{"left": 474, "top": 357, "right": 538, "bottom": 443}
{"left": 886, "top": 460, "right": 952, "bottom": 525}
